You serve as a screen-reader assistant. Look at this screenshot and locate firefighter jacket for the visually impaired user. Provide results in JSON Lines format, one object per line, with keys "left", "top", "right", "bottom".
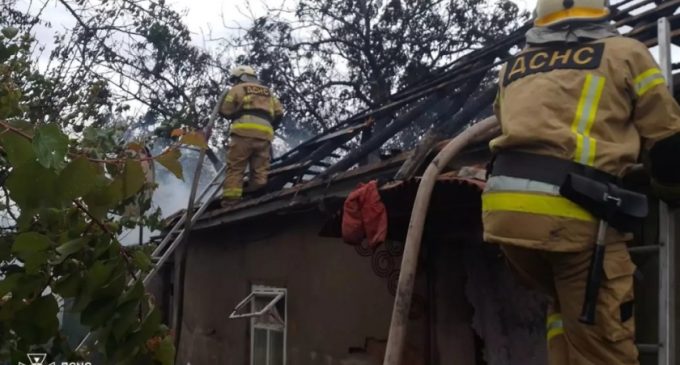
{"left": 220, "top": 82, "right": 284, "bottom": 141}
{"left": 483, "top": 36, "right": 680, "bottom": 252}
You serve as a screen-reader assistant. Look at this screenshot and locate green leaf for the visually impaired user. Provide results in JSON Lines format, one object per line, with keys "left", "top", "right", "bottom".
{"left": 81, "top": 299, "right": 118, "bottom": 329}
{"left": 57, "top": 158, "right": 99, "bottom": 201}
{"left": 73, "top": 261, "right": 117, "bottom": 311}
{"left": 85, "top": 261, "right": 117, "bottom": 290}
{"left": 0, "top": 43, "right": 9, "bottom": 63}
{"left": 83, "top": 177, "right": 123, "bottom": 219}
{"left": 56, "top": 238, "right": 85, "bottom": 257}
{"left": 11, "top": 274, "right": 45, "bottom": 300}
{"left": 137, "top": 306, "right": 162, "bottom": 339}
{"left": 12, "top": 232, "right": 51, "bottom": 256}
{"left": 53, "top": 273, "right": 82, "bottom": 298}
{"left": 0, "top": 273, "right": 20, "bottom": 297}
{"left": 116, "top": 306, "right": 161, "bottom": 359}
{"left": 121, "top": 160, "right": 145, "bottom": 200}
{"left": 1, "top": 26, "right": 19, "bottom": 39}
{"left": 92, "top": 237, "right": 115, "bottom": 260}
{"left": 131, "top": 250, "right": 153, "bottom": 272}
{"left": 0, "top": 132, "right": 34, "bottom": 167}
{"left": 180, "top": 131, "right": 208, "bottom": 149}
{"left": 31, "top": 295, "right": 60, "bottom": 328}
{"left": 155, "top": 148, "right": 183, "bottom": 180}
{"left": 72, "top": 288, "right": 93, "bottom": 313}
{"left": 97, "top": 271, "right": 126, "bottom": 298}
{"left": 119, "top": 281, "right": 145, "bottom": 306}
{"left": 33, "top": 124, "right": 69, "bottom": 169}
{"left": 39, "top": 207, "right": 64, "bottom": 230}
{"left": 153, "top": 336, "right": 175, "bottom": 365}
{"left": 111, "top": 301, "right": 140, "bottom": 341}
{"left": 17, "top": 210, "right": 35, "bottom": 230}
{"left": 24, "top": 251, "right": 50, "bottom": 274}
{"left": 13, "top": 294, "right": 59, "bottom": 344}
{"left": 0, "top": 235, "right": 12, "bottom": 261}
{"left": 52, "top": 238, "right": 86, "bottom": 264}
{"left": 6, "top": 160, "right": 59, "bottom": 210}
{"left": 0, "top": 297, "right": 25, "bottom": 321}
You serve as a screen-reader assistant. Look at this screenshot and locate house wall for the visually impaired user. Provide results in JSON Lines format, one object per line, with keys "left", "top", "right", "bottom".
{"left": 176, "top": 213, "right": 477, "bottom": 365}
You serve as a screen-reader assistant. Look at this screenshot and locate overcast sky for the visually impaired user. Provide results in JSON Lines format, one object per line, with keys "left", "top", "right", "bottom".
{"left": 17, "top": 0, "right": 675, "bottom": 69}
{"left": 21, "top": 0, "right": 536, "bottom": 50}
{"left": 170, "top": 0, "right": 537, "bottom": 46}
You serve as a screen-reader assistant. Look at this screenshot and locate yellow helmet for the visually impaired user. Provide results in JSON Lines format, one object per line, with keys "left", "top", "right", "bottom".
{"left": 534, "top": 0, "right": 610, "bottom": 27}
{"left": 230, "top": 65, "right": 257, "bottom": 79}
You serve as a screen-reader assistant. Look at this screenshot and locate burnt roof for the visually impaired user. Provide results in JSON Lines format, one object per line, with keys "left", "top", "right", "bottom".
{"left": 171, "top": 0, "right": 680, "bottom": 231}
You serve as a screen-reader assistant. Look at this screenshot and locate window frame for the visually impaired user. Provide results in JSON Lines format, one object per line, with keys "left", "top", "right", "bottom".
{"left": 229, "top": 285, "right": 287, "bottom": 365}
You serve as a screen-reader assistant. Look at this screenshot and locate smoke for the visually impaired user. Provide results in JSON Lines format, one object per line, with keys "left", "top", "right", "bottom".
{"left": 273, "top": 117, "right": 316, "bottom": 158}
{"left": 119, "top": 129, "right": 309, "bottom": 245}
{"left": 120, "top": 144, "right": 221, "bottom": 246}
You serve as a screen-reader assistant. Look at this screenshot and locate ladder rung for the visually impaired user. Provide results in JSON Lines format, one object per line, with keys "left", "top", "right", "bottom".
{"left": 637, "top": 343, "right": 661, "bottom": 353}
{"left": 629, "top": 245, "right": 661, "bottom": 254}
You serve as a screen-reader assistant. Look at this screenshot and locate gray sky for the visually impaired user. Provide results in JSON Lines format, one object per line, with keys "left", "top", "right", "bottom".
{"left": 167, "top": 0, "right": 268, "bottom": 47}
{"left": 17, "top": 0, "right": 677, "bottom": 77}
{"left": 17, "top": 0, "right": 538, "bottom": 58}
{"left": 172, "top": 0, "right": 535, "bottom": 46}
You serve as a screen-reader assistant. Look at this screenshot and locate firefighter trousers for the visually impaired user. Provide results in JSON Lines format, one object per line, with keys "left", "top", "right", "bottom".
{"left": 501, "top": 243, "right": 639, "bottom": 365}
{"left": 223, "top": 134, "right": 271, "bottom": 200}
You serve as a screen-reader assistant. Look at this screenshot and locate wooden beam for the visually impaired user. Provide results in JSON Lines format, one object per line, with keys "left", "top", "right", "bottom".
{"left": 395, "top": 86, "right": 497, "bottom": 180}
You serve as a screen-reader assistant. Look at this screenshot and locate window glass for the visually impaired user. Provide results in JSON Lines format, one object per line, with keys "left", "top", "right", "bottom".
{"left": 253, "top": 328, "right": 268, "bottom": 365}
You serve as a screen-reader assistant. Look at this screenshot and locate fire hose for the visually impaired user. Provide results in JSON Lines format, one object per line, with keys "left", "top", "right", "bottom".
{"left": 382, "top": 116, "right": 500, "bottom": 365}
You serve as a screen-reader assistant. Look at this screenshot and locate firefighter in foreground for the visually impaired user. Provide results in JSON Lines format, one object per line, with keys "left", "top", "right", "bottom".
{"left": 219, "top": 66, "right": 284, "bottom": 207}
{"left": 483, "top": 0, "right": 680, "bottom": 363}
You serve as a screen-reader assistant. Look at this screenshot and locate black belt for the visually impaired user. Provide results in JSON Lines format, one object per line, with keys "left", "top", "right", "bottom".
{"left": 490, "top": 151, "right": 620, "bottom": 186}
{"left": 235, "top": 110, "right": 273, "bottom": 122}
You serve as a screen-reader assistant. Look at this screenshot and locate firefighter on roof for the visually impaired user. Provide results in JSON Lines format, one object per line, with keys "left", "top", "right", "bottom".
{"left": 219, "top": 65, "right": 284, "bottom": 207}
{"left": 483, "top": 0, "right": 680, "bottom": 363}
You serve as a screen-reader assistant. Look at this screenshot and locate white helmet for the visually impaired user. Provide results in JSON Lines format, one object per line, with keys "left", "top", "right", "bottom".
{"left": 534, "top": 0, "right": 610, "bottom": 27}
{"left": 230, "top": 65, "right": 257, "bottom": 79}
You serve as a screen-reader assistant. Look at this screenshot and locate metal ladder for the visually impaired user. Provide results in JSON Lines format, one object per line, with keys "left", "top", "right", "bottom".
{"left": 629, "top": 17, "right": 676, "bottom": 365}
{"left": 142, "top": 163, "right": 226, "bottom": 285}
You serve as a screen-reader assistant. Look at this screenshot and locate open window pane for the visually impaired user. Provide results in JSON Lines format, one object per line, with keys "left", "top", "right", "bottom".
{"left": 230, "top": 288, "right": 284, "bottom": 320}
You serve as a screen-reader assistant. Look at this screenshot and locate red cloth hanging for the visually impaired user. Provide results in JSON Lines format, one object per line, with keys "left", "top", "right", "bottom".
{"left": 342, "top": 180, "right": 388, "bottom": 248}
